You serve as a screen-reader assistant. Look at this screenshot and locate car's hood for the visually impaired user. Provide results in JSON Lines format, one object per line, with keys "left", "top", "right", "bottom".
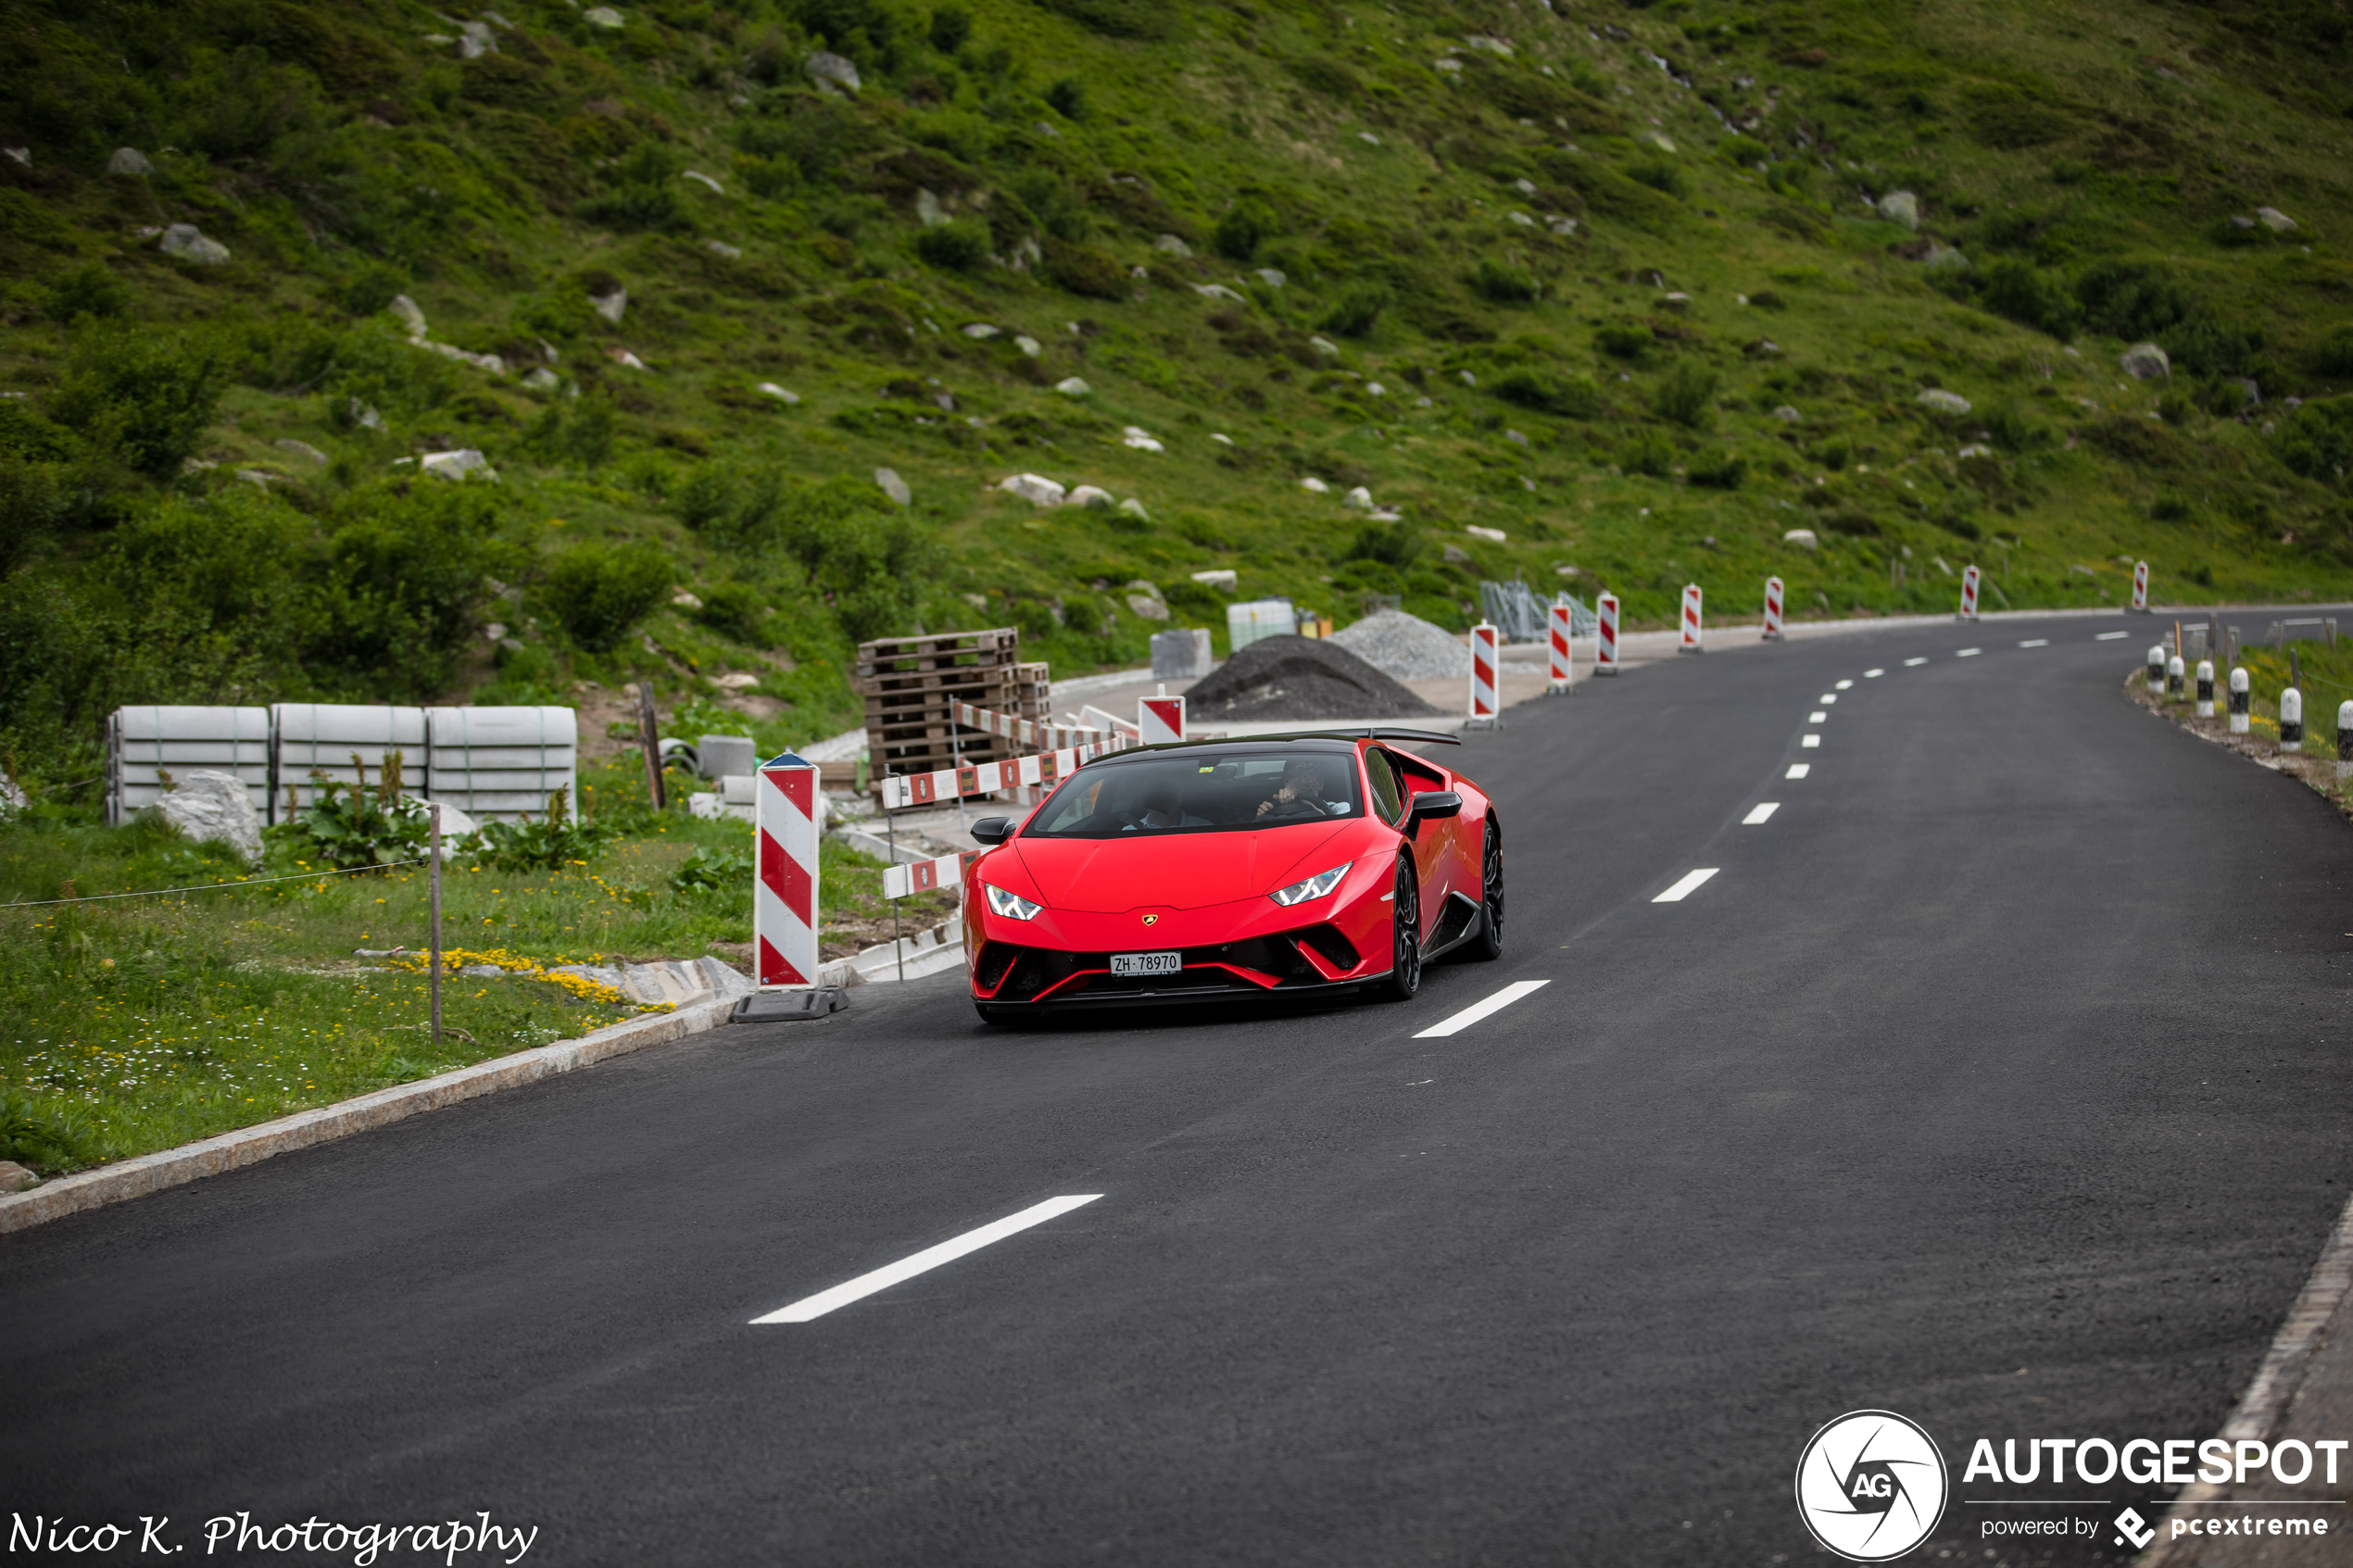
{"left": 1012, "top": 823, "right": 1353, "bottom": 912}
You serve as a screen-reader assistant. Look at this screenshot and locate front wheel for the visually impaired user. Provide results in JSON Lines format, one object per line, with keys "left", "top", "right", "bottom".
{"left": 1378, "top": 854, "right": 1422, "bottom": 1001}
{"left": 1469, "top": 820, "right": 1504, "bottom": 960}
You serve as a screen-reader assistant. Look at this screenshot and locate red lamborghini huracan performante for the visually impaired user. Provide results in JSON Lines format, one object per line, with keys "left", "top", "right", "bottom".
{"left": 962, "top": 730, "right": 1503, "bottom": 1022}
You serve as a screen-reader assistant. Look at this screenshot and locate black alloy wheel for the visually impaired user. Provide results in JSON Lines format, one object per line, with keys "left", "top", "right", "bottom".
{"left": 1381, "top": 853, "right": 1422, "bottom": 1001}
{"left": 1471, "top": 820, "right": 1504, "bottom": 960}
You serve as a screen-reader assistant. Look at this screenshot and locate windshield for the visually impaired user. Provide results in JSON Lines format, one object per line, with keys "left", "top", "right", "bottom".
{"left": 1024, "top": 749, "right": 1363, "bottom": 838}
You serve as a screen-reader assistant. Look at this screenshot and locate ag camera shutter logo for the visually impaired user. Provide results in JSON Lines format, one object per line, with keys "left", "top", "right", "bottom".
{"left": 1794, "top": 1410, "right": 1949, "bottom": 1562}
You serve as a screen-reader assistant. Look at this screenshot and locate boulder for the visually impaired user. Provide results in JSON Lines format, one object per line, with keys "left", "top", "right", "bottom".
{"left": 606, "top": 345, "right": 648, "bottom": 370}
{"left": 1254, "top": 268, "right": 1287, "bottom": 288}
{"left": 1192, "top": 283, "right": 1244, "bottom": 302}
{"left": 1771, "top": 405, "right": 1803, "bottom": 423}
{"left": 1309, "top": 336, "right": 1340, "bottom": 356}
{"left": 388, "top": 294, "right": 428, "bottom": 336}
{"left": 1459, "top": 370, "right": 1478, "bottom": 386}
{"left": 2120, "top": 342, "right": 2171, "bottom": 380}
{"left": 1551, "top": 219, "right": 1578, "bottom": 236}
{"left": 757, "top": 382, "right": 799, "bottom": 404}
{"left": 1466, "top": 524, "right": 1508, "bottom": 543}
{"left": 1442, "top": 545, "right": 1470, "bottom": 564}
{"left": 1782, "top": 528, "right": 1819, "bottom": 551}
{"left": 1505, "top": 429, "right": 1529, "bottom": 446}
{"left": 1919, "top": 242, "right": 1969, "bottom": 271}
{"left": 1189, "top": 568, "right": 1237, "bottom": 590}
{"left": 1013, "top": 334, "right": 1040, "bottom": 357}
{"left": 999, "top": 472, "right": 1066, "bottom": 507}
{"left": 1054, "top": 376, "right": 1092, "bottom": 396}
{"left": 1877, "top": 190, "right": 1919, "bottom": 229}
{"left": 522, "top": 368, "right": 560, "bottom": 390}
{"left": 1343, "top": 485, "right": 1374, "bottom": 509}
{"left": 421, "top": 448, "right": 491, "bottom": 481}
{"left": 583, "top": 5, "right": 623, "bottom": 26}
{"left": 1121, "top": 428, "right": 1164, "bottom": 452}
{"left": 1125, "top": 583, "right": 1170, "bottom": 620}
{"left": 459, "top": 20, "right": 497, "bottom": 56}
{"left": 1513, "top": 178, "right": 1538, "bottom": 196}
{"left": 681, "top": 170, "right": 724, "bottom": 194}
{"left": 1154, "top": 234, "right": 1192, "bottom": 257}
{"left": 274, "top": 439, "right": 328, "bottom": 464}
{"left": 2257, "top": 207, "right": 2297, "bottom": 232}
{"left": 914, "top": 188, "right": 943, "bottom": 226}
{"left": 1508, "top": 211, "right": 1535, "bottom": 228}
{"left": 1358, "top": 132, "right": 1381, "bottom": 146}
{"left": 1366, "top": 382, "right": 1387, "bottom": 397}
{"left": 158, "top": 770, "right": 263, "bottom": 865}
{"left": 1118, "top": 497, "right": 1151, "bottom": 522}
{"left": 706, "top": 239, "right": 742, "bottom": 259}
{"left": 591, "top": 285, "right": 627, "bottom": 324}
{"left": 1299, "top": 476, "right": 1329, "bottom": 495}
{"left": 158, "top": 224, "right": 231, "bottom": 265}
{"left": 1916, "top": 388, "right": 1971, "bottom": 415}
{"left": 874, "top": 467, "right": 911, "bottom": 506}
{"left": 1646, "top": 132, "right": 1678, "bottom": 153}
{"left": 806, "top": 51, "right": 861, "bottom": 93}
{"left": 963, "top": 322, "right": 1000, "bottom": 339}
{"left": 348, "top": 399, "right": 386, "bottom": 430}
{"left": 107, "top": 146, "right": 152, "bottom": 177}
{"left": 1067, "top": 484, "right": 1115, "bottom": 508}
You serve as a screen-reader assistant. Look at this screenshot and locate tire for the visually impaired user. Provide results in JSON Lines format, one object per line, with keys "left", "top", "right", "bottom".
{"left": 1378, "top": 854, "right": 1423, "bottom": 1001}
{"left": 1469, "top": 819, "right": 1504, "bottom": 960}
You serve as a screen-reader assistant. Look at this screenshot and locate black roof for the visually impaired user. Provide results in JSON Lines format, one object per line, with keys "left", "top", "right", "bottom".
{"left": 1085, "top": 726, "right": 1460, "bottom": 764}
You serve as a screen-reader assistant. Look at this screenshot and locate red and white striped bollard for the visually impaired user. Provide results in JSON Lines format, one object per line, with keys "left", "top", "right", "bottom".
{"left": 2131, "top": 560, "right": 2150, "bottom": 614}
{"left": 1957, "top": 563, "right": 1980, "bottom": 621}
{"left": 1678, "top": 583, "right": 1703, "bottom": 655}
{"left": 754, "top": 752, "right": 820, "bottom": 987}
{"left": 1547, "top": 603, "right": 1574, "bottom": 692}
{"left": 1762, "top": 576, "right": 1784, "bottom": 642}
{"left": 1594, "top": 592, "right": 1620, "bottom": 676}
{"left": 1468, "top": 621, "right": 1501, "bottom": 727}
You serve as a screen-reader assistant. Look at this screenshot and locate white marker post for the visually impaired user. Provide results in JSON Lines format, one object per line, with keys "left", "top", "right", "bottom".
{"left": 1678, "top": 583, "right": 1704, "bottom": 655}
{"left": 2229, "top": 667, "right": 2251, "bottom": 734}
{"left": 1594, "top": 592, "right": 1620, "bottom": 676}
{"left": 2146, "top": 645, "right": 2167, "bottom": 695}
{"left": 1957, "top": 564, "right": 1981, "bottom": 622}
{"left": 1762, "top": 576, "right": 1785, "bottom": 642}
{"left": 2339, "top": 702, "right": 2353, "bottom": 781}
{"left": 2196, "top": 659, "right": 2215, "bottom": 718}
{"left": 2282, "top": 686, "right": 2304, "bottom": 753}
{"left": 2166, "top": 654, "right": 2184, "bottom": 698}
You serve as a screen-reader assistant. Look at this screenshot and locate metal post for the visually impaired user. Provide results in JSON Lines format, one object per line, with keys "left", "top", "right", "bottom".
{"left": 887, "top": 793, "right": 905, "bottom": 984}
{"left": 428, "top": 802, "right": 443, "bottom": 1049}
{"left": 950, "top": 714, "right": 967, "bottom": 834}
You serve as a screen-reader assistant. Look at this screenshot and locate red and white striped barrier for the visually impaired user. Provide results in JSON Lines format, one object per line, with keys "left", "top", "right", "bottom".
{"left": 879, "top": 734, "right": 1136, "bottom": 810}
{"left": 2131, "top": 559, "right": 2150, "bottom": 613}
{"left": 754, "top": 757, "right": 820, "bottom": 987}
{"left": 1547, "top": 603, "right": 1574, "bottom": 692}
{"left": 949, "top": 699, "right": 1107, "bottom": 753}
{"left": 1957, "top": 563, "right": 1981, "bottom": 621}
{"left": 1595, "top": 593, "right": 1619, "bottom": 676}
{"left": 1468, "top": 621, "right": 1500, "bottom": 725}
{"left": 884, "top": 848, "right": 984, "bottom": 900}
{"left": 1139, "top": 695, "right": 1185, "bottom": 744}
{"left": 1762, "top": 576, "right": 1785, "bottom": 642}
{"left": 1078, "top": 704, "right": 1140, "bottom": 741}
{"left": 1678, "top": 584, "right": 1703, "bottom": 655}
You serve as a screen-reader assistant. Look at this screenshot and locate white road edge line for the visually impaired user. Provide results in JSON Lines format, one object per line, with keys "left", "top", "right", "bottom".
{"left": 750, "top": 1195, "right": 1104, "bottom": 1323}
{"left": 1652, "top": 868, "right": 1719, "bottom": 904}
{"left": 2095, "top": 631, "right": 2130, "bottom": 641}
{"left": 2019, "top": 638, "right": 2048, "bottom": 647}
{"left": 1785, "top": 763, "right": 1810, "bottom": 779}
{"left": 1743, "top": 803, "right": 1780, "bottom": 824}
{"left": 1413, "top": 978, "right": 1552, "bottom": 1038}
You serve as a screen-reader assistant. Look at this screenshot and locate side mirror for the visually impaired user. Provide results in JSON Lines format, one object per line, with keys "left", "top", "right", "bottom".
{"left": 1407, "top": 790, "right": 1463, "bottom": 827}
{"left": 970, "top": 816, "right": 1016, "bottom": 847}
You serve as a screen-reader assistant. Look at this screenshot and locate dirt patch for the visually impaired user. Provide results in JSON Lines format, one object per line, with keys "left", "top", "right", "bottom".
{"left": 1186, "top": 635, "right": 1443, "bottom": 722}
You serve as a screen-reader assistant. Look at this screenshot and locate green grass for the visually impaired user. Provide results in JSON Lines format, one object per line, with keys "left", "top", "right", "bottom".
{"left": 0, "top": 759, "right": 954, "bottom": 1175}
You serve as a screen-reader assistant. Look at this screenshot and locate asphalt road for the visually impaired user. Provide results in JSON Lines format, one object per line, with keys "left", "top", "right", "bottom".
{"left": 8, "top": 612, "right": 2353, "bottom": 1566}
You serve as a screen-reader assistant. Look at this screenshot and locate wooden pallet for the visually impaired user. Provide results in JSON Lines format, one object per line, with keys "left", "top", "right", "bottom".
{"left": 856, "top": 661, "right": 1038, "bottom": 699}
{"left": 862, "top": 686, "right": 1050, "bottom": 722}
{"left": 853, "top": 628, "right": 1021, "bottom": 685}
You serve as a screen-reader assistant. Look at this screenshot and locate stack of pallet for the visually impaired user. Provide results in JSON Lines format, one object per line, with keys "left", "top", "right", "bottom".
{"left": 855, "top": 628, "right": 1050, "bottom": 783}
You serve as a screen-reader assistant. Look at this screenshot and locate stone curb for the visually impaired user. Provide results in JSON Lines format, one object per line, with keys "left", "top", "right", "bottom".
{"left": 0, "top": 997, "right": 736, "bottom": 1236}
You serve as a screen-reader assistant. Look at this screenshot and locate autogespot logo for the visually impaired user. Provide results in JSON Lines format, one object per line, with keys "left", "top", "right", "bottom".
{"left": 1795, "top": 1410, "right": 1951, "bottom": 1562}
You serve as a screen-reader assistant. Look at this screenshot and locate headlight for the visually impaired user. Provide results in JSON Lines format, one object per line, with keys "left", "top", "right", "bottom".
{"left": 983, "top": 883, "right": 1043, "bottom": 921}
{"left": 1269, "top": 861, "right": 1353, "bottom": 907}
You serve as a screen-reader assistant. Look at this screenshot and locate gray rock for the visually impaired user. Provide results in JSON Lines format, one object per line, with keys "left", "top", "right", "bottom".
{"left": 158, "top": 769, "right": 263, "bottom": 864}
{"left": 1328, "top": 609, "right": 1473, "bottom": 681}
{"left": 999, "top": 472, "right": 1066, "bottom": 507}
{"left": 107, "top": 146, "right": 152, "bottom": 177}
{"left": 421, "top": 448, "right": 491, "bottom": 481}
{"left": 1154, "top": 233, "right": 1192, "bottom": 257}
{"left": 1459, "top": 370, "right": 1478, "bottom": 387}
{"left": 2120, "top": 342, "right": 2171, "bottom": 380}
{"left": 681, "top": 169, "right": 723, "bottom": 195}
{"left": 1117, "top": 496, "right": 1150, "bottom": 522}
{"left": 705, "top": 239, "right": 742, "bottom": 259}
{"left": 915, "top": 188, "right": 943, "bottom": 226}
{"left": 1343, "top": 485, "right": 1375, "bottom": 509}
{"left": 522, "top": 368, "right": 560, "bottom": 390}
{"left": 756, "top": 382, "right": 799, "bottom": 404}
{"left": 1441, "top": 544, "right": 1471, "bottom": 564}
{"left": 962, "top": 322, "right": 1000, "bottom": 339}
{"left": 1013, "top": 334, "right": 1040, "bottom": 357}
{"left": 1254, "top": 268, "right": 1287, "bottom": 288}
{"left": 460, "top": 962, "right": 505, "bottom": 977}
{"left": 1771, "top": 405, "right": 1803, "bottom": 423}
{"left": 1067, "top": 484, "right": 1114, "bottom": 508}
{"left": 806, "top": 51, "right": 861, "bottom": 93}
{"left": 1125, "top": 592, "right": 1169, "bottom": 621}
{"left": 459, "top": 20, "right": 497, "bottom": 57}
{"left": 0, "top": 1160, "right": 37, "bottom": 1193}
{"left": 2257, "top": 206, "right": 2296, "bottom": 232}
{"left": 348, "top": 398, "right": 386, "bottom": 431}
{"left": 1309, "top": 336, "right": 1340, "bottom": 356}
{"left": 158, "top": 224, "right": 231, "bottom": 265}
{"left": 1916, "top": 388, "right": 1971, "bottom": 415}
{"left": 1782, "top": 528, "right": 1819, "bottom": 551}
{"left": 1877, "top": 190, "right": 1919, "bottom": 229}
{"left": 1505, "top": 429, "right": 1529, "bottom": 446}
{"left": 1054, "top": 376, "right": 1092, "bottom": 396}
{"left": 583, "top": 5, "right": 623, "bottom": 26}
{"left": 1919, "top": 242, "right": 1969, "bottom": 271}
{"left": 274, "top": 439, "right": 328, "bottom": 464}
{"left": 1192, "top": 283, "right": 1244, "bottom": 302}
{"left": 388, "top": 294, "right": 428, "bottom": 336}
{"left": 874, "top": 467, "right": 911, "bottom": 506}
{"left": 590, "top": 285, "right": 626, "bottom": 324}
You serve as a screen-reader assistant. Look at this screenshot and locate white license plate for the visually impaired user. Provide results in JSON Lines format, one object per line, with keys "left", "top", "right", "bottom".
{"left": 1110, "top": 950, "right": 1181, "bottom": 977}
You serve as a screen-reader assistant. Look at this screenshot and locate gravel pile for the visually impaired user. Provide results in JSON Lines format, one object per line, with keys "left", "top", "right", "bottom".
{"left": 1327, "top": 609, "right": 1472, "bottom": 681}
{"left": 1187, "top": 635, "right": 1443, "bottom": 722}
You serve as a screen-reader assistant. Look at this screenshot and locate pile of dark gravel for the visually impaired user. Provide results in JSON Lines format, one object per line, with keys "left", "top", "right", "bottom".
{"left": 1186, "top": 635, "right": 1444, "bottom": 721}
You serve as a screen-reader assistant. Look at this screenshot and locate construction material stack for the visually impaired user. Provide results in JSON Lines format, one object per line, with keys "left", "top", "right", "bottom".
{"left": 854, "top": 628, "right": 1047, "bottom": 784}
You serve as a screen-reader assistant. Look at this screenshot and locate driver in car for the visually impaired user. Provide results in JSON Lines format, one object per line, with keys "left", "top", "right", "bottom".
{"left": 1254, "top": 758, "right": 1343, "bottom": 819}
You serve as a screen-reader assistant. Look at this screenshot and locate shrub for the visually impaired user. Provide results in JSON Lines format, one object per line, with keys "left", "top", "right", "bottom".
{"left": 695, "top": 582, "right": 771, "bottom": 644}
{"left": 43, "top": 262, "right": 129, "bottom": 323}
{"left": 1214, "top": 200, "right": 1277, "bottom": 263}
{"left": 1474, "top": 258, "right": 1540, "bottom": 305}
{"left": 1042, "top": 236, "right": 1127, "bottom": 300}
{"left": 472, "top": 788, "right": 612, "bottom": 872}
{"left": 1594, "top": 324, "right": 1650, "bottom": 360}
{"left": 1688, "top": 452, "right": 1746, "bottom": 490}
{"left": 1046, "top": 78, "right": 1087, "bottom": 119}
{"left": 2314, "top": 325, "right": 2353, "bottom": 380}
{"left": 541, "top": 540, "right": 674, "bottom": 651}
{"left": 2279, "top": 397, "right": 2353, "bottom": 489}
{"left": 914, "top": 219, "right": 991, "bottom": 272}
{"left": 1343, "top": 521, "right": 1421, "bottom": 568}
{"left": 1627, "top": 160, "right": 1691, "bottom": 200}
{"left": 1652, "top": 361, "right": 1719, "bottom": 428}
{"left": 1496, "top": 370, "right": 1600, "bottom": 419}
{"left": 1622, "top": 432, "right": 1675, "bottom": 478}
{"left": 928, "top": 5, "right": 971, "bottom": 51}
{"left": 1319, "top": 282, "right": 1392, "bottom": 338}
{"left": 1975, "top": 257, "right": 2079, "bottom": 340}
{"left": 673, "top": 465, "right": 739, "bottom": 531}
{"left": 276, "top": 759, "right": 431, "bottom": 872}
{"left": 47, "top": 323, "right": 227, "bottom": 481}
{"left": 671, "top": 844, "right": 752, "bottom": 893}
{"left": 316, "top": 482, "right": 507, "bottom": 694}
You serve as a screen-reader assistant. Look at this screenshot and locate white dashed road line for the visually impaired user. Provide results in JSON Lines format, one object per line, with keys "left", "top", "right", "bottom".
{"left": 1653, "top": 868, "right": 1720, "bottom": 904}
{"left": 2020, "top": 638, "right": 2048, "bottom": 648}
{"left": 1414, "top": 979, "right": 1552, "bottom": 1038}
{"left": 1818, "top": 693, "right": 1838, "bottom": 704}
{"left": 1835, "top": 680, "right": 1854, "bottom": 690}
{"left": 1785, "top": 764, "right": 1810, "bottom": 779}
{"left": 1904, "top": 657, "right": 1929, "bottom": 667}
{"left": 752, "top": 1196, "right": 1105, "bottom": 1323}
{"left": 2095, "top": 631, "right": 2130, "bottom": 641}
{"left": 1957, "top": 647, "right": 1982, "bottom": 658}
{"left": 1743, "top": 803, "right": 1780, "bottom": 824}
{"left": 1801, "top": 734, "right": 1820, "bottom": 748}
{"left": 1807, "top": 711, "right": 1828, "bottom": 723}
{"left": 1864, "top": 668, "right": 1884, "bottom": 677}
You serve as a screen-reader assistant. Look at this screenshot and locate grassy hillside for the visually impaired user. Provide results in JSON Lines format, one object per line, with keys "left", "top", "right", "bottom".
{"left": 4, "top": 0, "right": 2352, "bottom": 792}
